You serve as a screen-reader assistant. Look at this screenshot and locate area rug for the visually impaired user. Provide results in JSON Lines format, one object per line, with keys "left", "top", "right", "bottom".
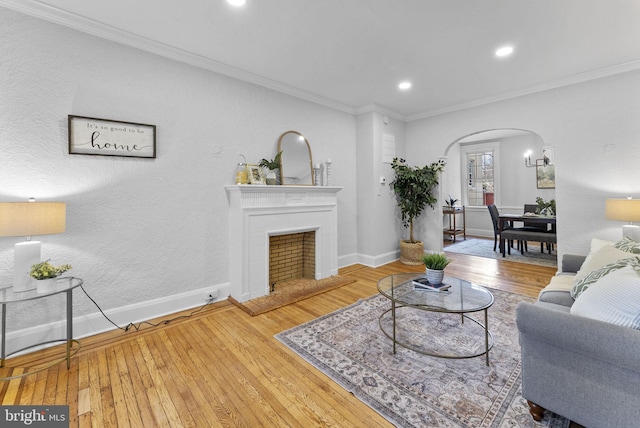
{"left": 276, "top": 288, "right": 569, "bottom": 427}
{"left": 229, "top": 275, "right": 355, "bottom": 316}
{"left": 445, "top": 238, "right": 557, "bottom": 268}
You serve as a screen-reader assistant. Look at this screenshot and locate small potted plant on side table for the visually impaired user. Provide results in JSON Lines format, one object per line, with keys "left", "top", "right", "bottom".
{"left": 420, "top": 253, "right": 451, "bottom": 285}
{"left": 30, "top": 260, "right": 72, "bottom": 293}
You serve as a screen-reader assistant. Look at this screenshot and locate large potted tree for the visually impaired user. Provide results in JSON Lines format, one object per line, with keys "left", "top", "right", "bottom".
{"left": 389, "top": 157, "right": 446, "bottom": 264}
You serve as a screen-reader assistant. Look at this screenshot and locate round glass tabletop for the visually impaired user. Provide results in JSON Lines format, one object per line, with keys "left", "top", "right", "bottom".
{"left": 377, "top": 273, "right": 494, "bottom": 313}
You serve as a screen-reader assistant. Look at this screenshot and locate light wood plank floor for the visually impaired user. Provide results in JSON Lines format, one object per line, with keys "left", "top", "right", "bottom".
{"left": 0, "top": 247, "right": 558, "bottom": 427}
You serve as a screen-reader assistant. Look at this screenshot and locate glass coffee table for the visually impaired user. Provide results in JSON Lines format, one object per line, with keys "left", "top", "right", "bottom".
{"left": 377, "top": 273, "right": 494, "bottom": 365}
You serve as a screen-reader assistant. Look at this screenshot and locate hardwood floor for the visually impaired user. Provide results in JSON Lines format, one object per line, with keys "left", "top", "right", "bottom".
{"left": 0, "top": 248, "right": 557, "bottom": 427}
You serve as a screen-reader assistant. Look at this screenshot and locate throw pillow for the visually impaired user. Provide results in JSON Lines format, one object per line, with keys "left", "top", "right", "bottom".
{"left": 571, "top": 256, "right": 640, "bottom": 299}
{"left": 573, "top": 244, "right": 634, "bottom": 284}
{"left": 570, "top": 265, "right": 640, "bottom": 329}
{"left": 613, "top": 236, "right": 640, "bottom": 254}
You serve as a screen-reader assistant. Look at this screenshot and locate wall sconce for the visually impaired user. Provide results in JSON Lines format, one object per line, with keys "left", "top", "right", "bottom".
{"left": 524, "top": 149, "right": 551, "bottom": 168}
{"left": 0, "top": 200, "right": 66, "bottom": 291}
{"left": 606, "top": 197, "right": 640, "bottom": 242}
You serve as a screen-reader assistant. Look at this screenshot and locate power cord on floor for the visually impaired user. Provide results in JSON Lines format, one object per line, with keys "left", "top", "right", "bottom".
{"left": 79, "top": 284, "right": 215, "bottom": 332}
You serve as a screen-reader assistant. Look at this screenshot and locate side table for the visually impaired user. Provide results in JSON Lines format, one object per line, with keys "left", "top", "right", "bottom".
{"left": 0, "top": 276, "right": 83, "bottom": 380}
{"left": 443, "top": 205, "right": 466, "bottom": 242}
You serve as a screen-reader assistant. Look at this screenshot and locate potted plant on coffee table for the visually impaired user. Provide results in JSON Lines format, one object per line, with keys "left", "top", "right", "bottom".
{"left": 259, "top": 151, "right": 283, "bottom": 185}
{"left": 421, "top": 253, "right": 451, "bottom": 285}
{"left": 389, "top": 157, "right": 446, "bottom": 264}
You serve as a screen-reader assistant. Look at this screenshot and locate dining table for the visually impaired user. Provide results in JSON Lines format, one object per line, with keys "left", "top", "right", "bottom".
{"left": 498, "top": 213, "right": 557, "bottom": 255}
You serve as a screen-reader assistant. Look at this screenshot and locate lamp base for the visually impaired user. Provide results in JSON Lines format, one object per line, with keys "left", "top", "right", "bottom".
{"left": 14, "top": 241, "right": 40, "bottom": 292}
{"left": 622, "top": 225, "right": 640, "bottom": 243}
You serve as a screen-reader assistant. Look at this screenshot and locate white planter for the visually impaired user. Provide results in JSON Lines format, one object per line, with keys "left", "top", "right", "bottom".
{"left": 37, "top": 278, "right": 58, "bottom": 294}
{"left": 425, "top": 268, "right": 444, "bottom": 285}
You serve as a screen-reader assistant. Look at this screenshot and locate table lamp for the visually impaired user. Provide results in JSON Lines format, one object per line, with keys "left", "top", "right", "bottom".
{"left": 0, "top": 201, "right": 66, "bottom": 291}
{"left": 605, "top": 197, "right": 640, "bottom": 242}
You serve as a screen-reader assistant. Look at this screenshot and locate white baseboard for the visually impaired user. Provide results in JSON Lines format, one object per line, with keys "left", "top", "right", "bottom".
{"left": 4, "top": 282, "right": 231, "bottom": 358}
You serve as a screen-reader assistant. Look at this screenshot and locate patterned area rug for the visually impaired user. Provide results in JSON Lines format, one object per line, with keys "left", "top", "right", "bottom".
{"left": 229, "top": 276, "right": 355, "bottom": 316}
{"left": 445, "top": 238, "right": 557, "bottom": 268}
{"left": 276, "top": 288, "right": 569, "bottom": 427}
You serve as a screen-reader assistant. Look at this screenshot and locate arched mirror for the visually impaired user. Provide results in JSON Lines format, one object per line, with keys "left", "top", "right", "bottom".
{"left": 277, "top": 130, "right": 314, "bottom": 185}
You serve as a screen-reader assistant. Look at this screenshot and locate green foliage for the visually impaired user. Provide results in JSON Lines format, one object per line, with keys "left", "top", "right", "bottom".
{"left": 389, "top": 157, "right": 446, "bottom": 242}
{"left": 259, "top": 151, "right": 283, "bottom": 171}
{"left": 420, "top": 252, "right": 451, "bottom": 270}
{"left": 535, "top": 197, "right": 556, "bottom": 215}
{"left": 30, "top": 260, "right": 72, "bottom": 280}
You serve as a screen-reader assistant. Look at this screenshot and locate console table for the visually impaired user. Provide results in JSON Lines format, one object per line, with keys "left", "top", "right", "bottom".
{"left": 443, "top": 206, "right": 466, "bottom": 242}
{"left": 0, "top": 276, "right": 83, "bottom": 380}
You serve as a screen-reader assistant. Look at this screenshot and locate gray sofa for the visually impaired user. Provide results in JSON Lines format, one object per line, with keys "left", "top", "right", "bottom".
{"left": 515, "top": 254, "right": 640, "bottom": 428}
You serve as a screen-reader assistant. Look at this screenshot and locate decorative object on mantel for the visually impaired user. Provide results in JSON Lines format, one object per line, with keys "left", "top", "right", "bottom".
{"left": 247, "top": 164, "right": 265, "bottom": 185}
{"left": 235, "top": 154, "right": 248, "bottom": 184}
{"left": 314, "top": 163, "right": 323, "bottom": 186}
{"left": 68, "top": 115, "right": 156, "bottom": 158}
{"left": 0, "top": 200, "right": 66, "bottom": 292}
{"left": 420, "top": 252, "right": 451, "bottom": 285}
{"left": 30, "top": 260, "right": 72, "bottom": 293}
{"left": 325, "top": 158, "right": 332, "bottom": 186}
{"left": 389, "top": 157, "right": 446, "bottom": 264}
{"left": 277, "top": 130, "right": 314, "bottom": 185}
{"left": 259, "top": 151, "right": 283, "bottom": 185}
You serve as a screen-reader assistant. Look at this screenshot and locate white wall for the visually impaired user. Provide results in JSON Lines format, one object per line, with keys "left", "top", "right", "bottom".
{"left": 0, "top": 8, "right": 357, "bottom": 338}
{"left": 406, "top": 69, "right": 640, "bottom": 256}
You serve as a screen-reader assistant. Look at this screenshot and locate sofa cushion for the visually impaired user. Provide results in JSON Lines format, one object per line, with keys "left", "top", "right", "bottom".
{"left": 573, "top": 244, "right": 633, "bottom": 284}
{"left": 570, "top": 265, "right": 640, "bottom": 329}
{"left": 538, "top": 274, "right": 576, "bottom": 306}
{"left": 572, "top": 256, "right": 640, "bottom": 299}
{"left": 613, "top": 236, "right": 640, "bottom": 254}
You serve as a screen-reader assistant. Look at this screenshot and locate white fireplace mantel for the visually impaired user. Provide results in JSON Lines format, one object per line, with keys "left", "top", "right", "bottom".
{"left": 225, "top": 185, "right": 342, "bottom": 302}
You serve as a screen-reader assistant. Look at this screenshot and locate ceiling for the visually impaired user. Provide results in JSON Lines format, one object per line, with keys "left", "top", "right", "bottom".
{"left": 5, "top": 0, "right": 640, "bottom": 120}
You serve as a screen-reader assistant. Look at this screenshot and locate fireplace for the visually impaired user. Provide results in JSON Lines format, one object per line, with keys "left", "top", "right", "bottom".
{"left": 226, "top": 185, "right": 342, "bottom": 302}
{"left": 269, "top": 231, "right": 316, "bottom": 290}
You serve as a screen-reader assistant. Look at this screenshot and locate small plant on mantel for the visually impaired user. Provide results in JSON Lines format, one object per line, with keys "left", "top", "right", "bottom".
{"left": 259, "top": 151, "right": 283, "bottom": 185}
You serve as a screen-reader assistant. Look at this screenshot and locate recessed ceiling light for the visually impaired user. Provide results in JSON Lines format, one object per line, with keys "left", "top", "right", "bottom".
{"left": 227, "top": 0, "right": 246, "bottom": 6}
{"left": 495, "top": 45, "right": 514, "bottom": 58}
{"left": 398, "top": 81, "right": 412, "bottom": 90}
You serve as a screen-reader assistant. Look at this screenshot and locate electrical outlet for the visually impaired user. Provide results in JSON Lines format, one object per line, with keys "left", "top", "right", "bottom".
{"left": 207, "top": 290, "right": 219, "bottom": 302}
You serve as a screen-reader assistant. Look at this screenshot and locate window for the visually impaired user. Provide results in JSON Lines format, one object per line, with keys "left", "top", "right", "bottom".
{"left": 466, "top": 151, "right": 494, "bottom": 207}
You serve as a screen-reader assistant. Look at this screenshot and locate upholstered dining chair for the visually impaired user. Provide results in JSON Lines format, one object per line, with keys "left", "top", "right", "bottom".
{"left": 487, "top": 204, "right": 521, "bottom": 252}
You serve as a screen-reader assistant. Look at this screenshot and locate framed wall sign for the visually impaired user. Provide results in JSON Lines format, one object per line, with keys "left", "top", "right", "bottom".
{"left": 536, "top": 160, "right": 555, "bottom": 189}
{"left": 68, "top": 115, "right": 156, "bottom": 158}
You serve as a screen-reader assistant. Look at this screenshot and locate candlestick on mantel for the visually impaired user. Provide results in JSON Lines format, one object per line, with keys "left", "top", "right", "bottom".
{"left": 325, "top": 158, "right": 332, "bottom": 186}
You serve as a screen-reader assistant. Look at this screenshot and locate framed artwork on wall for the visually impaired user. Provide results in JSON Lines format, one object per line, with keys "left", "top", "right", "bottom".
{"left": 68, "top": 115, "right": 156, "bottom": 158}
{"left": 247, "top": 164, "right": 265, "bottom": 184}
{"left": 536, "top": 160, "right": 555, "bottom": 189}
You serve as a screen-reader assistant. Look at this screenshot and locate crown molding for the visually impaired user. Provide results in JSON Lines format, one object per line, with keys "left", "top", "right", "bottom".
{"left": 407, "top": 59, "right": 640, "bottom": 122}
{"left": 355, "top": 103, "right": 407, "bottom": 122}
{"left": 0, "top": 0, "right": 356, "bottom": 115}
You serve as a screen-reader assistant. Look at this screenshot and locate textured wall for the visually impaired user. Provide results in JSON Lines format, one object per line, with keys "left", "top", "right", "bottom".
{"left": 0, "top": 7, "right": 357, "bottom": 332}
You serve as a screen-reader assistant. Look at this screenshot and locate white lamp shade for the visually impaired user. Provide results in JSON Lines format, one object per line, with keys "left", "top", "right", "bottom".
{"left": 605, "top": 198, "right": 640, "bottom": 222}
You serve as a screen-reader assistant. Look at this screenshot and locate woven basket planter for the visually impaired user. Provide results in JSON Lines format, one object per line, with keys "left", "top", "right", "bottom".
{"left": 399, "top": 240, "right": 424, "bottom": 265}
